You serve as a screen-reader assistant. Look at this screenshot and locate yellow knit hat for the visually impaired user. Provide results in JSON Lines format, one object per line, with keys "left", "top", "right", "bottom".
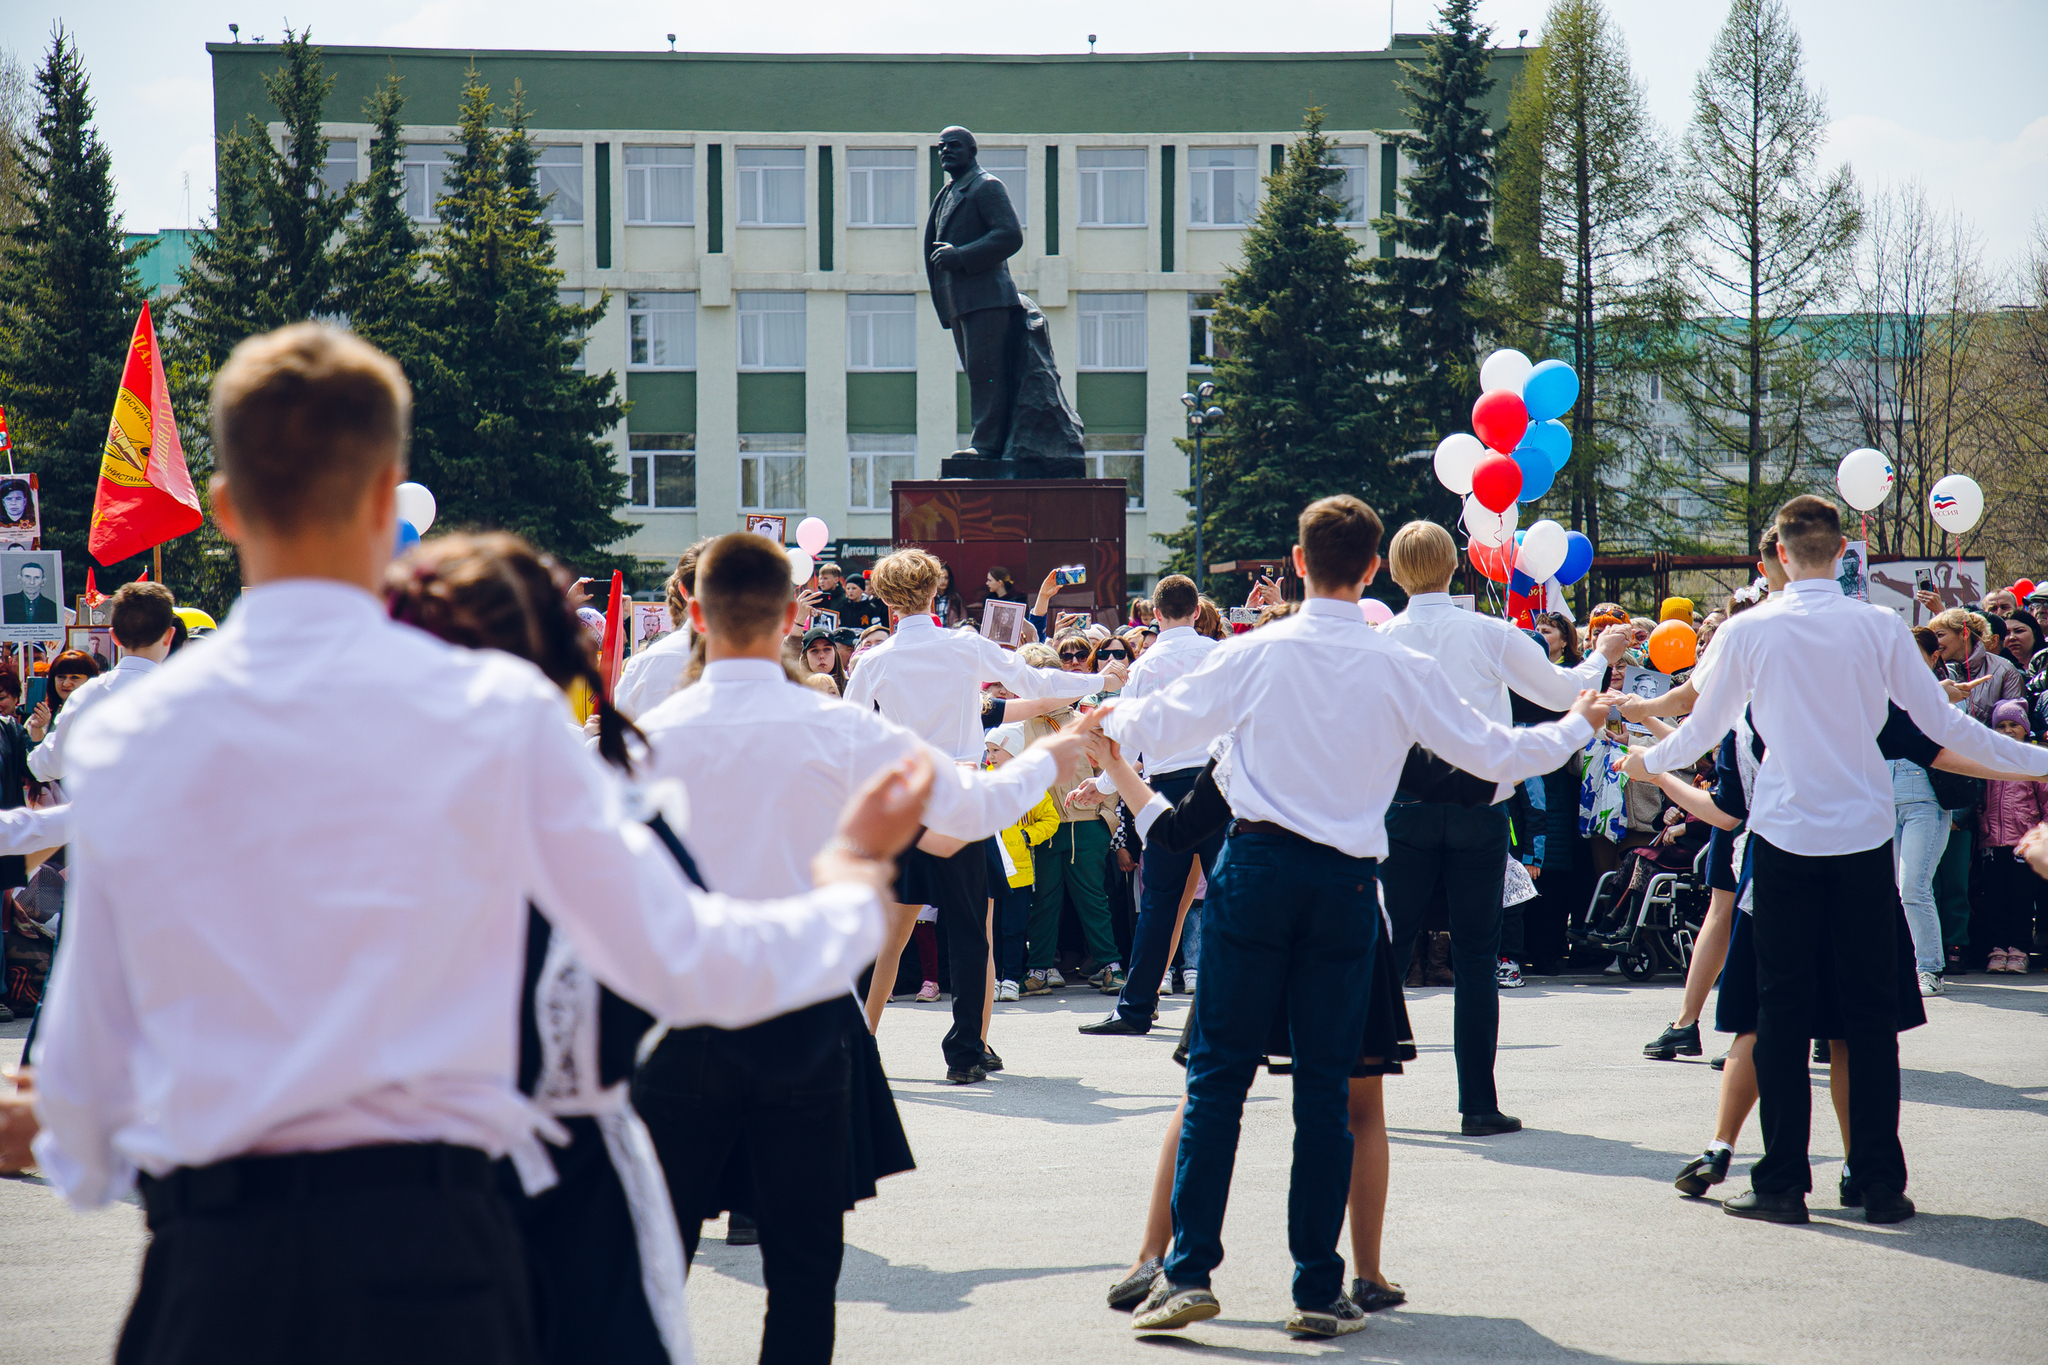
{"left": 1660, "top": 597, "right": 1693, "bottom": 623}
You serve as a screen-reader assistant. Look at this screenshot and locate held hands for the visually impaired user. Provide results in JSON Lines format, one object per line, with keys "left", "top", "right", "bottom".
{"left": 1064, "top": 783, "right": 1108, "bottom": 811}
{"left": 812, "top": 751, "right": 936, "bottom": 897}
{"left": 1099, "top": 660, "right": 1128, "bottom": 690}
{"left": 1567, "top": 688, "right": 1615, "bottom": 733}
{"left": 1618, "top": 745, "right": 1652, "bottom": 782}
{"left": 1034, "top": 706, "right": 1110, "bottom": 780}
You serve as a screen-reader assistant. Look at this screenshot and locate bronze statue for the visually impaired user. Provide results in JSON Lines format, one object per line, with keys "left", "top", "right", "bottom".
{"left": 925, "top": 127, "right": 1084, "bottom": 473}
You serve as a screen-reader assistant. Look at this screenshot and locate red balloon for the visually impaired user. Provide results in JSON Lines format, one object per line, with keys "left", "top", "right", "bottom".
{"left": 1469, "top": 538, "right": 1514, "bottom": 583}
{"left": 2014, "top": 579, "right": 2036, "bottom": 600}
{"left": 1473, "top": 389, "right": 1531, "bottom": 455}
{"left": 1470, "top": 453, "right": 1523, "bottom": 513}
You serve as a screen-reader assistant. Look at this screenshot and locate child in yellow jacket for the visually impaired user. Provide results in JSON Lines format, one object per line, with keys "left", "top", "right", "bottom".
{"left": 987, "top": 724, "right": 1060, "bottom": 1002}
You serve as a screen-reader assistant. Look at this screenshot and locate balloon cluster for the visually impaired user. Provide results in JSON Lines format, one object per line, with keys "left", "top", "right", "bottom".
{"left": 1434, "top": 350, "right": 1590, "bottom": 588}
{"left": 788, "top": 517, "right": 831, "bottom": 585}
{"left": 1836, "top": 446, "right": 1984, "bottom": 536}
{"left": 394, "top": 482, "right": 437, "bottom": 555}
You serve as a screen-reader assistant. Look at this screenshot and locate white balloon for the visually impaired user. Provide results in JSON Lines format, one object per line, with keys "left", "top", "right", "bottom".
{"left": 1463, "top": 495, "right": 1519, "bottom": 548}
{"left": 787, "top": 548, "right": 815, "bottom": 585}
{"left": 795, "top": 516, "right": 831, "bottom": 554}
{"left": 1517, "top": 519, "right": 1569, "bottom": 582}
{"left": 1928, "top": 474, "right": 1984, "bottom": 535}
{"left": 1480, "top": 349, "right": 1534, "bottom": 396}
{"left": 395, "top": 482, "right": 437, "bottom": 534}
{"left": 1836, "top": 447, "right": 1894, "bottom": 512}
{"left": 1433, "top": 433, "right": 1485, "bottom": 497}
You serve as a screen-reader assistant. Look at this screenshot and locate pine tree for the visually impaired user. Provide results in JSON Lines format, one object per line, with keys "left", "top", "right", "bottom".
{"left": 332, "top": 73, "right": 432, "bottom": 365}
{"left": 408, "top": 72, "right": 628, "bottom": 566}
{"left": 1159, "top": 108, "right": 1404, "bottom": 591}
{"left": 0, "top": 27, "right": 148, "bottom": 598}
{"left": 1370, "top": 0, "right": 1501, "bottom": 445}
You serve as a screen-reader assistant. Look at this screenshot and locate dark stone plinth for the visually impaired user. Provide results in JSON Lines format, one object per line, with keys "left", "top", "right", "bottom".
{"left": 939, "top": 454, "right": 1086, "bottom": 481}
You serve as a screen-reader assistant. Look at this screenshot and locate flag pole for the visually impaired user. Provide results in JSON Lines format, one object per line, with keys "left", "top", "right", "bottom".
{"left": 153, "top": 545, "right": 163, "bottom": 586}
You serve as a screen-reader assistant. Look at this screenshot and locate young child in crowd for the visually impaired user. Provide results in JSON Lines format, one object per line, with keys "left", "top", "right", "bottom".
{"left": 984, "top": 724, "right": 1061, "bottom": 1004}
{"left": 1976, "top": 700, "right": 2048, "bottom": 973}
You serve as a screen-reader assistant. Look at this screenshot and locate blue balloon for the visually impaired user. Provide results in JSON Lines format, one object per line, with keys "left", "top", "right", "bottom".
{"left": 1510, "top": 442, "right": 1555, "bottom": 502}
{"left": 394, "top": 518, "right": 421, "bottom": 557}
{"left": 1525, "top": 418, "right": 1572, "bottom": 472}
{"left": 1522, "top": 359, "right": 1581, "bottom": 423}
{"left": 1509, "top": 568, "right": 1536, "bottom": 595}
{"left": 1556, "top": 530, "right": 1595, "bottom": 586}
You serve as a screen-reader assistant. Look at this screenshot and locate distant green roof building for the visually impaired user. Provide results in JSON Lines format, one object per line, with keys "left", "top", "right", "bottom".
{"left": 124, "top": 227, "right": 201, "bottom": 296}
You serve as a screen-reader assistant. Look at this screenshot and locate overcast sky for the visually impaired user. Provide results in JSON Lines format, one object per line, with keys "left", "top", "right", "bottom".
{"left": 6, "top": 0, "right": 2044, "bottom": 277}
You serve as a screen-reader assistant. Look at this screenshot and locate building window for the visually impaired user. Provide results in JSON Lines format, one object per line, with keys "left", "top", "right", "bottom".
{"left": 737, "top": 148, "right": 805, "bottom": 226}
{"left": 1327, "top": 146, "right": 1369, "bottom": 223}
{"left": 320, "top": 141, "right": 358, "bottom": 200}
{"left": 1085, "top": 434, "right": 1145, "bottom": 510}
{"left": 979, "top": 146, "right": 1027, "bottom": 225}
{"left": 740, "top": 434, "right": 806, "bottom": 511}
{"left": 560, "top": 290, "right": 588, "bottom": 370}
{"left": 1078, "top": 292, "right": 1146, "bottom": 370}
{"left": 846, "top": 148, "right": 917, "bottom": 227}
{"left": 1188, "top": 147, "right": 1256, "bottom": 226}
{"left": 628, "top": 292, "right": 697, "bottom": 369}
{"left": 629, "top": 434, "right": 696, "bottom": 510}
{"left": 1648, "top": 373, "right": 1662, "bottom": 402}
{"left": 849, "top": 434, "right": 915, "bottom": 510}
{"left": 404, "top": 143, "right": 459, "bottom": 221}
{"left": 1188, "top": 292, "right": 1232, "bottom": 368}
{"left": 738, "top": 292, "right": 806, "bottom": 370}
{"left": 1078, "top": 148, "right": 1146, "bottom": 226}
{"left": 535, "top": 145, "right": 583, "bottom": 223}
{"left": 846, "top": 294, "right": 916, "bottom": 370}
{"left": 625, "top": 145, "right": 693, "bottom": 224}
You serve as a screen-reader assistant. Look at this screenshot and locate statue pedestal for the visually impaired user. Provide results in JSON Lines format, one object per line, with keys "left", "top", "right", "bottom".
{"left": 891, "top": 477, "right": 1127, "bottom": 625}
{"left": 939, "top": 454, "right": 1085, "bottom": 480}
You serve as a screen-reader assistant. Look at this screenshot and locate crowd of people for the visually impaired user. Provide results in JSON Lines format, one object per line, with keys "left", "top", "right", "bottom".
{"left": 2, "top": 318, "right": 2047, "bottom": 1361}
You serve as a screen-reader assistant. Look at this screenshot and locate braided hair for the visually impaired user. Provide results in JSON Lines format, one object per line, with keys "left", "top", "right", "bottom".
{"left": 384, "top": 531, "right": 644, "bottom": 771}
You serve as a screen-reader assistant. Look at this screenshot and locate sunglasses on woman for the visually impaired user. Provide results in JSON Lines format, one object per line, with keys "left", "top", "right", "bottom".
{"left": 1059, "top": 650, "right": 1090, "bottom": 662}
{"left": 1100, "top": 647, "right": 1130, "bottom": 661}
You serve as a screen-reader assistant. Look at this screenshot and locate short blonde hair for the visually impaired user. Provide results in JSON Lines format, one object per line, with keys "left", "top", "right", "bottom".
{"left": 1388, "top": 520, "right": 1458, "bottom": 593}
{"left": 1019, "top": 641, "right": 1059, "bottom": 668}
{"left": 869, "top": 548, "right": 943, "bottom": 614}
{"left": 1931, "top": 607, "right": 1986, "bottom": 642}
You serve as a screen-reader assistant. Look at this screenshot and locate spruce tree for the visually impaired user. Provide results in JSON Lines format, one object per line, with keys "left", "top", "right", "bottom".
{"left": 409, "top": 73, "right": 628, "bottom": 567}
{"left": 0, "top": 27, "right": 148, "bottom": 598}
{"left": 332, "top": 73, "right": 432, "bottom": 365}
{"left": 1159, "top": 108, "right": 1405, "bottom": 591}
{"left": 1370, "top": 0, "right": 1500, "bottom": 445}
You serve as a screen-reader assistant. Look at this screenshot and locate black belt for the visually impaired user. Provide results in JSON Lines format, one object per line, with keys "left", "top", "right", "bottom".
{"left": 1229, "top": 819, "right": 1314, "bottom": 844}
{"left": 137, "top": 1142, "right": 491, "bottom": 1229}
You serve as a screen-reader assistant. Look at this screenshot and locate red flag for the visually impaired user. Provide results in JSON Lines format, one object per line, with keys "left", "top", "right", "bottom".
{"left": 597, "top": 571, "right": 625, "bottom": 696}
{"left": 90, "top": 304, "right": 202, "bottom": 566}
{"left": 83, "top": 568, "right": 104, "bottom": 607}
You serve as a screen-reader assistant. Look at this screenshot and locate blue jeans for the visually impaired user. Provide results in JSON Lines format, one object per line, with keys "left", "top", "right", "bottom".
{"left": 1166, "top": 829, "right": 1378, "bottom": 1310}
{"left": 986, "top": 842, "right": 1032, "bottom": 983}
{"left": 1890, "top": 761, "right": 1949, "bottom": 975}
{"left": 1114, "top": 768, "right": 1223, "bottom": 1027}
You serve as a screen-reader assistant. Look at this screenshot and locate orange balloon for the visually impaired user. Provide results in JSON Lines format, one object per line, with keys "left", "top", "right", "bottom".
{"left": 1647, "top": 619, "right": 1697, "bottom": 673}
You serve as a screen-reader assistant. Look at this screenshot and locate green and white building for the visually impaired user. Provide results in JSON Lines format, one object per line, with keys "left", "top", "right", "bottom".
{"left": 207, "top": 39, "right": 1522, "bottom": 582}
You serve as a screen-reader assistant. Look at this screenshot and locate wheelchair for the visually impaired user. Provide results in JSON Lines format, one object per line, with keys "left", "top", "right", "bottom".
{"left": 1570, "top": 842, "right": 1711, "bottom": 981}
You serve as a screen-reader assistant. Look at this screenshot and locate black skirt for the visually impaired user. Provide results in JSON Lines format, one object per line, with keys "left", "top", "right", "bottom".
{"left": 1715, "top": 904, "right": 1927, "bottom": 1037}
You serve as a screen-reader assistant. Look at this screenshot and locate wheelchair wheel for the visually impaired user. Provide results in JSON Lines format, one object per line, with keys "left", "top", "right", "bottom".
{"left": 1620, "top": 944, "right": 1659, "bottom": 981}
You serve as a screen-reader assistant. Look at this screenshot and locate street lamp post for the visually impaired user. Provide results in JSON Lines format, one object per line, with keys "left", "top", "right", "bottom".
{"left": 1181, "top": 382, "right": 1222, "bottom": 591}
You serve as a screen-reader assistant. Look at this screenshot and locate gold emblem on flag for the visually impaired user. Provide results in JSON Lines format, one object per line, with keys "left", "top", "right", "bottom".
{"left": 100, "top": 388, "right": 153, "bottom": 489}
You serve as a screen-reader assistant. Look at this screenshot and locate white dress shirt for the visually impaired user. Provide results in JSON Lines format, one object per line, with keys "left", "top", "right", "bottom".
{"left": 841, "top": 613, "right": 1107, "bottom": 761}
{"left": 637, "top": 658, "right": 1058, "bottom": 897}
{"left": 1102, "top": 597, "right": 1593, "bottom": 858}
{"left": 1118, "top": 625, "right": 1218, "bottom": 775}
{"left": 32, "top": 580, "right": 884, "bottom": 1209}
{"left": 1642, "top": 577, "right": 2048, "bottom": 856}
{"left": 28, "top": 654, "right": 161, "bottom": 782}
{"left": 1379, "top": 592, "right": 1611, "bottom": 801}
{"left": 613, "top": 623, "right": 694, "bottom": 720}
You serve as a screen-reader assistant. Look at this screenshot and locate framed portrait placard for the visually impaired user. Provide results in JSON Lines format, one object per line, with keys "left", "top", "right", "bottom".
{"left": 0, "top": 473, "right": 39, "bottom": 551}
{"left": 65, "top": 625, "right": 115, "bottom": 670}
{"left": 745, "top": 514, "right": 788, "bottom": 544}
{"left": 630, "top": 601, "right": 673, "bottom": 649}
{"left": 980, "top": 597, "right": 1026, "bottom": 647}
{"left": 0, "top": 549, "right": 64, "bottom": 643}
{"left": 76, "top": 594, "right": 115, "bottom": 628}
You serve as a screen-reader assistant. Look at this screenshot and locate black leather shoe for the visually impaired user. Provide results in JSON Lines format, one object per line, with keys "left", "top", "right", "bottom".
{"left": 1675, "top": 1147, "right": 1732, "bottom": 1196}
{"left": 1460, "top": 1111, "right": 1523, "bottom": 1136}
{"left": 1710, "top": 1052, "right": 1727, "bottom": 1072}
{"left": 1107, "top": 1258, "right": 1161, "bottom": 1310}
{"left": 1078, "top": 1014, "right": 1149, "bottom": 1036}
{"left": 1838, "top": 1170, "right": 1862, "bottom": 1208}
{"left": 1862, "top": 1187, "right": 1916, "bottom": 1224}
{"left": 1722, "top": 1188, "right": 1808, "bottom": 1223}
{"left": 1349, "top": 1277, "right": 1406, "bottom": 1311}
{"left": 982, "top": 1046, "right": 1005, "bottom": 1072}
{"left": 1643, "top": 1020, "right": 1702, "bottom": 1060}
{"left": 726, "top": 1211, "right": 760, "bottom": 1246}
{"left": 945, "top": 1064, "right": 987, "bottom": 1084}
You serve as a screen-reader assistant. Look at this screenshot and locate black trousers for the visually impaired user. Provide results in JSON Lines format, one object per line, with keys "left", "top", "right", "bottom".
{"left": 633, "top": 1016, "right": 852, "bottom": 1365}
{"left": 951, "top": 306, "right": 1018, "bottom": 456}
{"left": 910, "top": 840, "right": 992, "bottom": 1070}
{"left": 1750, "top": 837, "right": 1909, "bottom": 1195}
{"left": 1381, "top": 800, "right": 1510, "bottom": 1114}
{"left": 119, "top": 1146, "right": 536, "bottom": 1365}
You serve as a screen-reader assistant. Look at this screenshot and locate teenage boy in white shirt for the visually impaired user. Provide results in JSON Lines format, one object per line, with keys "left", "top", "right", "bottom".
{"left": 613, "top": 540, "right": 704, "bottom": 720}
{"left": 27, "top": 581, "right": 183, "bottom": 782}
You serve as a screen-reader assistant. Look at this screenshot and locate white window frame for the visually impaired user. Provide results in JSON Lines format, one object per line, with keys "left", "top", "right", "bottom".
{"left": 624, "top": 145, "right": 694, "bottom": 225}
{"left": 559, "top": 289, "right": 588, "bottom": 371}
{"left": 1188, "top": 292, "right": 1229, "bottom": 370}
{"left": 627, "top": 292, "right": 698, "bottom": 371}
{"left": 319, "top": 139, "right": 359, "bottom": 201}
{"left": 739, "top": 434, "right": 807, "bottom": 512}
{"left": 1078, "top": 148, "right": 1147, "bottom": 227}
{"left": 1084, "top": 435, "right": 1145, "bottom": 510}
{"left": 1327, "top": 145, "right": 1369, "bottom": 224}
{"left": 1187, "top": 146, "right": 1257, "bottom": 227}
{"left": 978, "top": 146, "right": 1028, "bottom": 226}
{"left": 845, "top": 148, "right": 918, "bottom": 228}
{"left": 846, "top": 294, "right": 916, "bottom": 371}
{"left": 534, "top": 144, "right": 583, "bottom": 224}
{"left": 737, "top": 291, "right": 806, "bottom": 371}
{"left": 628, "top": 434, "right": 697, "bottom": 511}
{"left": 737, "top": 148, "right": 805, "bottom": 227}
{"left": 403, "top": 142, "right": 460, "bottom": 222}
{"left": 1078, "top": 292, "right": 1147, "bottom": 371}
{"left": 848, "top": 434, "right": 915, "bottom": 511}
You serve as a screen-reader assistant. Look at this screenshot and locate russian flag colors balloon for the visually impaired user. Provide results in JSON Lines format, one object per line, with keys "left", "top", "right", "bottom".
{"left": 1516, "top": 520, "right": 1569, "bottom": 583}
{"left": 1556, "top": 530, "right": 1595, "bottom": 586}
{"left": 1523, "top": 418, "right": 1572, "bottom": 473}
{"left": 1928, "top": 474, "right": 1983, "bottom": 535}
{"left": 1521, "top": 359, "right": 1581, "bottom": 423}
{"left": 1469, "top": 537, "right": 1515, "bottom": 583}
{"left": 1435, "top": 353, "right": 1582, "bottom": 506}
{"left": 1835, "top": 447, "right": 1894, "bottom": 512}
{"left": 1471, "top": 452, "right": 1524, "bottom": 512}
{"left": 1433, "top": 433, "right": 1486, "bottom": 497}
{"left": 1480, "top": 348, "right": 1534, "bottom": 395}
{"left": 1510, "top": 442, "right": 1555, "bottom": 503}
{"left": 1473, "top": 389, "right": 1531, "bottom": 455}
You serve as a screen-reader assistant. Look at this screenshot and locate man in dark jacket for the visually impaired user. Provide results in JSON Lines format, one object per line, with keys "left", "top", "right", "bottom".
{"left": 926, "top": 127, "right": 1024, "bottom": 458}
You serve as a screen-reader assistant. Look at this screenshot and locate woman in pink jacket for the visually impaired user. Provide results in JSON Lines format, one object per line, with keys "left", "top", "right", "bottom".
{"left": 1977, "top": 700, "right": 2048, "bottom": 973}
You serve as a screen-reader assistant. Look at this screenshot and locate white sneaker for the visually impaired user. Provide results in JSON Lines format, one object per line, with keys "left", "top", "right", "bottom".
{"left": 1160, "top": 973, "right": 1174, "bottom": 996}
{"left": 997, "top": 979, "right": 1020, "bottom": 1003}
{"left": 1496, "top": 957, "right": 1525, "bottom": 989}
{"left": 1045, "top": 967, "right": 1066, "bottom": 989}
{"left": 1181, "top": 968, "right": 1197, "bottom": 994}
{"left": 1918, "top": 970, "right": 1943, "bottom": 997}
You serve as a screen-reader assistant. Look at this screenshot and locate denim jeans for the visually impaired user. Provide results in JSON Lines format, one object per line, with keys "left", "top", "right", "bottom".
{"left": 1165, "top": 830, "right": 1378, "bottom": 1310}
{"left": 1114, "top": 768, "right": 1223, "bottom": 1026}
{"left": 1890, "top": 761, "right": 1949, "bottom": 975}
{"left": 986, "top": 841, "right": 1033, "bottom": 984}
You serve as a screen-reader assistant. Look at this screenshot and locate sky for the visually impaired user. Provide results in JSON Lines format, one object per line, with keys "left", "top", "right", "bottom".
{"left": 5, "top": 0, "right": 2044, "bottom": 277}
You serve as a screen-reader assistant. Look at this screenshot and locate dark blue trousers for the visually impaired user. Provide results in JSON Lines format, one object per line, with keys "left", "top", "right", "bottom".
{"left": 1164, "top": 828, "right": 1378, "bottom": 1310}
{"left": 1114, "top": 767, "right": 1224, "bottom": 1027}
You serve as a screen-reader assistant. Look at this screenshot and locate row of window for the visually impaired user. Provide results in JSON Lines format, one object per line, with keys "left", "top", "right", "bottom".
{"left": 624, "top": 290, "right": 1216, "bottom": 372}
{"left": 625, "top": 436, "right": 1145, "bottom": 514}
{"left": 319, "top": 141, "right": 1376, "bottom": 228}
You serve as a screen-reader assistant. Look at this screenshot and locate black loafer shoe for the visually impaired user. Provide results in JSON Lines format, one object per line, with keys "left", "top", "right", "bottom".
{"left": 1838, "top": 1170, "right": 1863, "bottom": 1208}
{"left": 1722, "top": 1188, "right": 1809, "bottom": 1224}
{"left": 945, "top": 1064, "right": 987, "bottom": 1085}
{"left": 1078, "top": 1014, "right": 1149, "bottom": 1036}
{"left": 1710, "top": 1052, "right": 1728, "bottom": 1071}
{"left": 1675, "top": 1148, "right": 1732, "bottom": 1197}
{"left": 1460, "top": 1111, "right": 1522, "bottom": 1136}
{"left": 1348, "top": 1277, "right": 1406, "bottom": 1311}
{"left": 1862, "top": 1187, "right": 1915, "bottom": 1224}
{"left": 1643, "top": 1021, "right": 1702, "bottom": 1060}
{"left": 1107, "top": 1258, "right": 1162, "bottom": 1310}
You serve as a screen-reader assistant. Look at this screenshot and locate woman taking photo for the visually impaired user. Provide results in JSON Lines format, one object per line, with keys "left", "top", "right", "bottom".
{"left": 25, "top": 650, "right": 102, "bottom": 747}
